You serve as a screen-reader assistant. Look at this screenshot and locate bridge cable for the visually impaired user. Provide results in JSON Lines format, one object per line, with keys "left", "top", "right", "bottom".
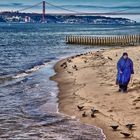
{"left": 17, "top": 2, "right": 42, "bottom": 12}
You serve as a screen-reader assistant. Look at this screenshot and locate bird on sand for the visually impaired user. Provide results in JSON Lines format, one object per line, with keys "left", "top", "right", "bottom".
{"left": 91, "top": 112, "right": 96, "bottom": 118}
{"left": 108, "top": 57, "right": 113, "bottom": 61}
{"left": 61, "top": 62, "right": 67, "bottom": 68}
{"left": 82, "top": 112, "right": 87, "bottom": 117}
{"left": 120, "top": 132, "right": 131, "bottom": 137}
{"left": 67, "top": 71, "right": 72, "bottom": 74}
{"left": 73, "top": 65, "right": 78, "bottom": 71}
{"left": 63, "top": 65, "right": 67, "bottom": 69}
{"left": 75, "top": 54, "right": 81, "bottom": 57}
{"left": 91, "top": 108, "right": 99, "bottom": 114}
{"left": 84, "top": 60, "right": 87, "bottom": 63}
{"left": 126, "top": 124, "right": 135, "bottom": 130}
{"left": 67, "top": 59, "right": 72, "bottom": 63}
{"left": 110, "top": 125, "right": 119, "bottom": 131}
{"left": 77, "top": 105, "right": 84, "bottom": 111}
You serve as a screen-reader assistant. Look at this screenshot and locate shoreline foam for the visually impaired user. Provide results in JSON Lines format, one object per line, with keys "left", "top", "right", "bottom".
{"left": 52, "top": 46, "right": 140, "bottom": 140}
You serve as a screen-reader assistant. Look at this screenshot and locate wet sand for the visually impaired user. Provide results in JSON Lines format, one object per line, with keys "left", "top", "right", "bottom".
{"left": 52, "top": 46, "right": 140, "bottom": 140}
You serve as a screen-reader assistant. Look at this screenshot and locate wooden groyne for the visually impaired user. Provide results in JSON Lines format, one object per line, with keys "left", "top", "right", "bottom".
{"left": 66, "top": 35, "right": 140, "bottom": 46}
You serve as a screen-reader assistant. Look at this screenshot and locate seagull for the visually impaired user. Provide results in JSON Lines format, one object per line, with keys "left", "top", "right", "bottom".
{"left": 120, "top": 132, "right": 131, "bottom": 137}
{"left": 77, "top": 105, "right": 84, "bottom": 111}
{"left": 67, "top": 59, "right": 72, "bottom": 63}
{"left": 73, "top": 65, "right": 78, "bottom": 71}
{"left": 67, "top": 71, "right": 72, "bottom": 74}
{"left": 64, "top": 65, "right": 67, "bottom": 69}
{"left": 91, "top": 108, "right": 99, "bottom": 114}
{"left": 126, "top": 124, "right": 135, "bottom": 130}
{"left": 110, "top": 125, "right": 119, "bottom": 131}
{"left": 61, "top": 62, "right": 67, "bottom": 67}
{"left": 84, "top": 60, "right": 87, "bottom": 63}
{"left": 75, "top": 55, "right": 80, "bottom": 57}
{"left": 73, "top": 65, "right": 76, "bottom": 68}
{"left": 60, "top": 64, "right": 64, "bottom": 67}
{"left": 91, "top": 112, "right": 96, "bottom": 118}
{"left": 82, "top": 112, "right": 87, "bottom": 117}
{"left": 108, "top": 57, "right": 113, "bottom": 61}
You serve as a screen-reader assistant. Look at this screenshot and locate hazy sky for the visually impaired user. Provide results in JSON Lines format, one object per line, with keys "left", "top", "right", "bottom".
{"left": 0, "top": 0, "right": 140, "bottom": 21}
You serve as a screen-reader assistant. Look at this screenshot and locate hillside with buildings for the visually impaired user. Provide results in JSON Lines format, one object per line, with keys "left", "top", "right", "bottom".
{"left": 0, "top": 12, "right": 137, "bottom": 25}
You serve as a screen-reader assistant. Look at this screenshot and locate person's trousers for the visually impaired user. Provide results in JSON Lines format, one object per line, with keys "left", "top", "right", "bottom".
{"left": 119, "top": 84, "right": 128, "bottom": 92}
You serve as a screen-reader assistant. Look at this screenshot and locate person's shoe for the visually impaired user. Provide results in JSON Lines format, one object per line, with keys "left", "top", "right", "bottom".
{"left": 123, "top": 90, "right": 127, "bottom": 93}
{"left": 118, "top": 89, "right": 121, "bottom": 92}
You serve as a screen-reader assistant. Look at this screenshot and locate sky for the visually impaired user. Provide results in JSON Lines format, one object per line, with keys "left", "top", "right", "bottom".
{"left": 0, "top": 0, "right": 140, "bottom": 21}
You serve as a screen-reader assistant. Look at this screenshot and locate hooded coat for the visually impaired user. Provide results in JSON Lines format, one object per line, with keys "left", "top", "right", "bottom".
{"left": 117, "top": 57, "right": 134, "bottom": 85}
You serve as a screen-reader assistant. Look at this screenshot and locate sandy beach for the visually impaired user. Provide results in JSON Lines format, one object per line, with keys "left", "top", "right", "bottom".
{"left": 52, "top": 46, "right": 140, "bottom": 140}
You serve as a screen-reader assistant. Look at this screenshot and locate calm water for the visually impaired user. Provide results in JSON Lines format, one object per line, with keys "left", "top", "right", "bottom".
{"left": 0, "top": 23, "right": 140, "bottom": 140}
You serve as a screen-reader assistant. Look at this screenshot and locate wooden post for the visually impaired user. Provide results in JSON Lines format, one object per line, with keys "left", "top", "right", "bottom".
{"left": 65, "top": 35, "right": 140, "bottom": 46}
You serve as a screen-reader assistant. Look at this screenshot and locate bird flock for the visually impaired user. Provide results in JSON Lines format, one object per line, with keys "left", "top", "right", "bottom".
{"left": 77, "top": 105, "right": 136, "bottom": 138}
{"left": 77, "top": 105, "right": 99, "bottom": 119}
{"left": 60, "top": 51, "right": 114, "bottom": 73}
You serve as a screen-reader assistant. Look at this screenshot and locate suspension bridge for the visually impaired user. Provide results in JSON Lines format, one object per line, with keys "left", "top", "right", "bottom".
{"left": 16, "top": 1, "right": 140, "bottom": 23}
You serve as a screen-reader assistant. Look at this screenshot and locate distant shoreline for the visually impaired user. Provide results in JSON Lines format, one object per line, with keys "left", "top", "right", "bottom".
{"left": 0, "top": 22, "right": 140, "bottom": 25}
{"left": 0, "top": 12, "right": 138, "bottom": 24}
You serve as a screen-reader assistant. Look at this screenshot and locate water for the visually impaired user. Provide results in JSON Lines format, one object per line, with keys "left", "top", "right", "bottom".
{"left": 0, "top": 23, "right": 139, "bottom": 140}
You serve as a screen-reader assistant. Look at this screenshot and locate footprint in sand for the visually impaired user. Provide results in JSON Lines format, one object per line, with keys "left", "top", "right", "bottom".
{"left": 130, "top": 96, "right": 135, "bottom": 99}
{"left": 87, "top": 100, "right": 92, "bottom": 103}
{"left": 108, "top": 109, "right": 113, "bottom": 112}
{"left": 84, "top": 60, "right": 87, "bottom": 63}
{"left": 135, "top": 106, "right": 140, "bottom": 110}
{"left": 67, "top": 71, "right": 73, "bottom": 75}
{"left": 95, "top": 101, "right": 100, "bottom": 104}
{"left": 132, "top": 103, "right": 136, "bottom": 106}
{"left": 133, "top": 97, "right": 140, "bottom": 103}
{"left": 108, "top": 107, "right": 115, "bottom": 112}
{"left": 104, "top": 93, "right": 110, "bottom": 96}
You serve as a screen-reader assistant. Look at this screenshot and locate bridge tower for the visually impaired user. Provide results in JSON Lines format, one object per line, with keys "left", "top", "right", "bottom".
{"left": 42, "top": 0, "right": 46, "bottom": 22}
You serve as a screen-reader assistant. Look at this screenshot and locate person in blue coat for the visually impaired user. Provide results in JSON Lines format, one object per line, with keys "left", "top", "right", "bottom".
{"left": 116, "top": 52, "right": 134, "bottom": 93}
